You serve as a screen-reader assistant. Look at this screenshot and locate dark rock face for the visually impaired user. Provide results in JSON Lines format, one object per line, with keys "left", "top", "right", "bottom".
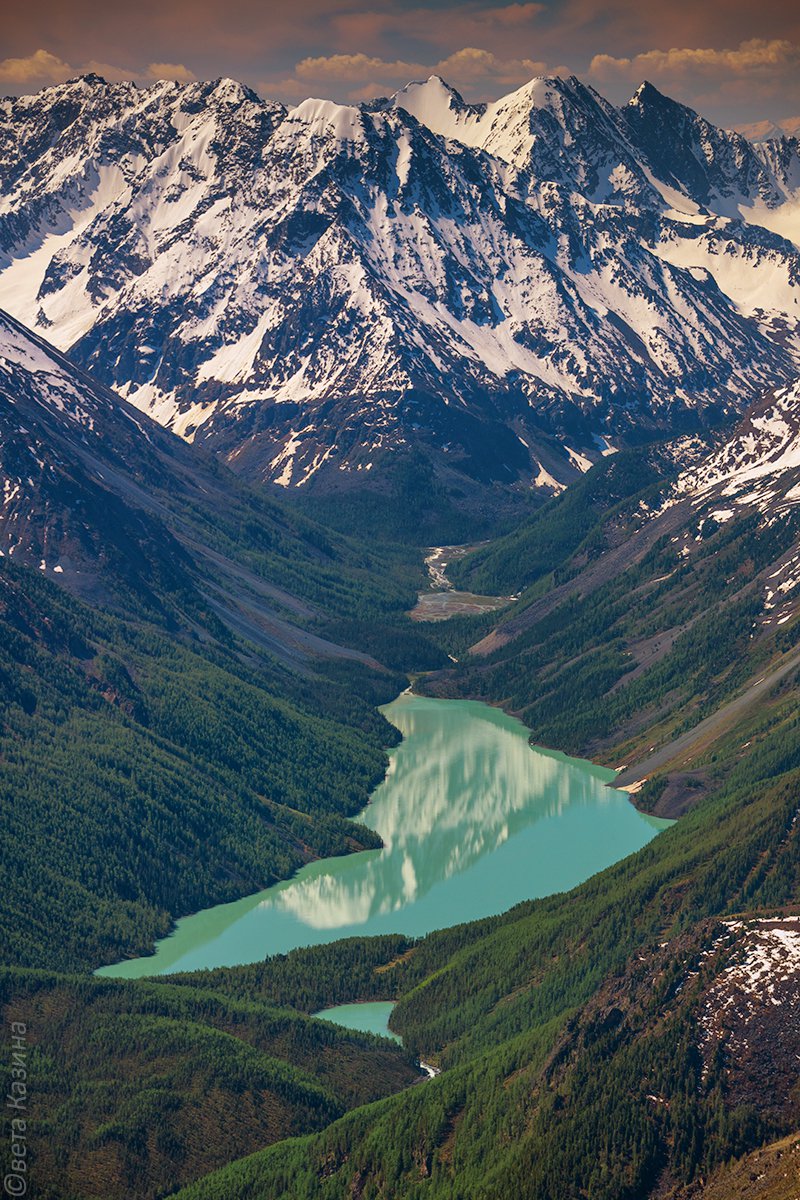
{"left": 1, "top": 73, "right": 799, "bottom": 504}
{"left": 699, "top": 918, "right": 800, "bottom": 1123}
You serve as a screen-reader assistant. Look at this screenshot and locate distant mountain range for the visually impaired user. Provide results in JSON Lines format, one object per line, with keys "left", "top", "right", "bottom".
{"left": 1, "top": 72, "right": 799, "bottom": 512}
{"left": 736, "top": 115, "right": 800, "bottom": 143}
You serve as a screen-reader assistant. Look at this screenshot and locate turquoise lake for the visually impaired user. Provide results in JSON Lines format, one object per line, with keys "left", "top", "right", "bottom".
{"left": 313, "top": 1002, "right": 401, "bottom": 1043}
{"left": 99, "top": 692, "right": 670, "bottom": 979}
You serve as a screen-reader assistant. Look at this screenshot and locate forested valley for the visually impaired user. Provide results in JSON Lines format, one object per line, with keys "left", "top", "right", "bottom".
{"left": 2, "top": 308, "right": 800, "bottom": 1200}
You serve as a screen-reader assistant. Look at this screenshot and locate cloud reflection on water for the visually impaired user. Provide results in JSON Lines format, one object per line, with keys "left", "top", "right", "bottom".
{"left": 265, "top": 696, "right": 611, "bottom": 930}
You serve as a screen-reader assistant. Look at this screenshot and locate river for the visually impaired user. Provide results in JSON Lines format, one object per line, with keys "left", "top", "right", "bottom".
{"left": 99, "top": 693, "right": 670, "bottom": 980}
{"left": 408, "top": 545, "right": 514, "bottom": 621}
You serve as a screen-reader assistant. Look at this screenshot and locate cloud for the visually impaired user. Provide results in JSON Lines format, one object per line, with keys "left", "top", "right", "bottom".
{"left": 295, "top": 53, "right": 425, "bottom": 83}
{"left": 281, "top": 45, "right": 549, "bottom": 101}
{"left": 583, "top": 36, "right": 800, "bottom": 123}
{"left": 0, "top": 49, "right": 73, "bottom": 84}
{"left": 435, "top": 47, "right": 547, "bottom": 85}
{"left": 0, "top": 49, "right": 142, "bottom": 86}
{"left": 2, "top": 6, "right": 797, "bottom": 127}
{"left": 146, "top": 62, "right": 197, "bottom": 83}
{"left": 589, "top": 38, "right": 800, "bottom": 83}
{"left": 0, "top": 46, "right": 196, "bottom": 88}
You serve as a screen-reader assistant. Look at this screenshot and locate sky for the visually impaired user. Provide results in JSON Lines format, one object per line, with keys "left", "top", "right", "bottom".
{"left": 2, "top": 0, "right": 800, "bottom": 130}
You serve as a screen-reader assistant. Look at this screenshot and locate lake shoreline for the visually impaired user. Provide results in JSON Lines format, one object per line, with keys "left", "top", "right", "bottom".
{"left": 409, "top": 675, "right": 670, "bottom": 824}
{"left": 407, "top": 542, "right": 672, "bottom": 824}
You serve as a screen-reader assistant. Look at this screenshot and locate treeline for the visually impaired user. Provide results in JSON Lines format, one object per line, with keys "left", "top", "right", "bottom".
{"left": 426, "top": 500, "right": 800, "bottom": 759}
{"left": 315, "top": 618, "right": 450, "bottom": 673}
{"left": 295, "top": 453, "right": 531, "bottom": 547}
{"left": 131, "top": 431, "right": 425, "bottom": 623}
{"left": 447, "top": 448, "right": 672, "bottom": 595}
{"left": 169, "top": 935, "right": 416, "bottom": 1012}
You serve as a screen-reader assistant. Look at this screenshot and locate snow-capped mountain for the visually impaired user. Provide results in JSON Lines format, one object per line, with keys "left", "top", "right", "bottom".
{"left": 736, "top": 117, "right": 800, "bottom": 144}
{"left": 0, "top": 304, "right": 396, "bottom": 651}
{"left": 1, "top": 73, "right": 799, "bottom": 502}
{"left": 0, "top": 302, "right": 194, "bottom": 595}
{"left": 636, "top": 375, "right": 800, "bottom": 627}
{"left": 672, "top": 377, "right": 800, "bottom": 515}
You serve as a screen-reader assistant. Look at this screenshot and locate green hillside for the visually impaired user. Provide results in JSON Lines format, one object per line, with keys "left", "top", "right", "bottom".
{"left": 168, "top": 447, "right": 800, "bottom": 1200}
{"left": 0, "top": 968, "right": 420, "bottom": 1199}
{"left": 0, "top": 557, "right": 412, "bottom": 972}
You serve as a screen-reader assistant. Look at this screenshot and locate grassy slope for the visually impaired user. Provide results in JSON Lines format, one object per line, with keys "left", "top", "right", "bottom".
{"left": 294, "top": 452, "right": 540, "bottom": 547}
{"left": 423, "top": 455, "right": 800, "bottom": 805}
{"left": 0, "top": 556, "right": 420, "bottom": 972}
{"left": 0, "top": 339, "right": 453, "bottom": 971}
{"left": 0, "top": 370, "right": 459, "bottom": 1197}
{"left": 665, "top": 1133, "right": 800, "bottom": 1200}
{"left": 0, "top": 312, "right": 505, "bottom": 1199}
{"left": 5, "top": 369, "right": 799, "bottom": 1200}
{"left": 445, "top": 447, "right": 670, "bottom": 596}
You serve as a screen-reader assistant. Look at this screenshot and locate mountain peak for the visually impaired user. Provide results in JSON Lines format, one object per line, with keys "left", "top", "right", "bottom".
{"left": 630, "top": 80, "right": 661, "bottom": 101}
{"left": 620, "top": 77, "right": 781, "bottom": 210}
{"left": 421, "top": 74, "right": 459, "bottom": 96}
{"left": 626, "top": 80, "right": 683, "bottom": 115}
{"left": 395, "top": 75, "right": 465, "bottom": 104}
{"left": 288, "top": 96, "right": 366, "bottom": 141}
{"left": 737, "top": 115, "right": 800, "bottom": 143}
{"left": 391, "top": 74, "right": 479, "bottom": 127}
{"left": 624, "top": 80, "right": 721, "bottom": 134}
{"left": 0, "top": 69, "right": 798, "bottom": 509}
{"left": 391, "top": 72, "right": 601, "bottom": 157}
{"left": 65, "top": 72, "right": 113, "bottom": 88}
{"left": 392, "top": 74, "right": 481, "bottom": 139}
{"left": 207, "top": 76, "right": 256, "bottom": 105}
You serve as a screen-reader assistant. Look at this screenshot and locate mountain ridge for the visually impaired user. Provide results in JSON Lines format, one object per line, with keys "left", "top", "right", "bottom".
{"left": 1, "top": 72, "right": 799, "bottom": 519}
